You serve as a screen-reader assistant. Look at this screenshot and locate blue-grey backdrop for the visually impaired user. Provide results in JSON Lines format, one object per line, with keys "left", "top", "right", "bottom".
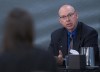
{"left": 0, "top": 0, "right": 100, "bottom": 50}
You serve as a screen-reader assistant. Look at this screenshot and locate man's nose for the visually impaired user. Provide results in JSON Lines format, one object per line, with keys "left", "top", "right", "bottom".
{"left": 66, "top": 16, "right": 70, "bottom": 22}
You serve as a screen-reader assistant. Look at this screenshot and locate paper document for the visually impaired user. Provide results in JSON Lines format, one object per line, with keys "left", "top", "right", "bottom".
{"left": 69, "top": 49, "right": 79, "bottom": 55}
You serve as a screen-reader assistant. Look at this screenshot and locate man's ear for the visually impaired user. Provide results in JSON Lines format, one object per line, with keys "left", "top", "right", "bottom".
{"left": 75, "top": 11, "right": 78, "bottom": 19}
{"left": 59, "top": 19, "right": 61, "bottom": 24}
{"left": 76, "top": 13, "right": 78, "bottom": 19}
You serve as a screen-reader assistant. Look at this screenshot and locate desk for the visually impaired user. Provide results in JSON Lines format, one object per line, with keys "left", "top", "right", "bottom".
{"left": 58, "top": 66, "right": 100, "bottom": 72}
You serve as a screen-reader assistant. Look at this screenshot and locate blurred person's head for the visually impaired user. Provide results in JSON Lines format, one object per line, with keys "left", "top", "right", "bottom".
{"left": 3, "top": 8, "right": 34, "bottom": 51}
{"left": 58, "top": 4, "right": 78, "bottom": 32}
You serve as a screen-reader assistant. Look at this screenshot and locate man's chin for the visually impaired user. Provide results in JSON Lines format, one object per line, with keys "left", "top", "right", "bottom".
{"left": 66, "top": 27, "right": 74, "bottom": 32}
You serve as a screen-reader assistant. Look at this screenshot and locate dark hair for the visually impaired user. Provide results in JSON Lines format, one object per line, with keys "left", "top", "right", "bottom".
{"left": 3, "top": 8, "right": 34, "bottom": 51}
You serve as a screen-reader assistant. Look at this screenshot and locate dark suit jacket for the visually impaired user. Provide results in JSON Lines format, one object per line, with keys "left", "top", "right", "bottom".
{"left": 49, "top": 22, "right": 99, "bottom": 65}
{"left": 0, "top": 44, "right": 57, "bottom": 72}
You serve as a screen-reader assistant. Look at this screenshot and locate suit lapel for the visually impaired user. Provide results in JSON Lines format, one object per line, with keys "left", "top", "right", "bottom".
{"left": 59, "top": 28, "right": 68, "bottom": 57}
{"left": 73, "top": 22, "right": 82, "bottom": 52}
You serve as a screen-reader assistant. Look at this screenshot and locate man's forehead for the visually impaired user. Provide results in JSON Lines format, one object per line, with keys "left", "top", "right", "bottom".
{"left": 59, "top": 5, "right": 75, "bottom": 14}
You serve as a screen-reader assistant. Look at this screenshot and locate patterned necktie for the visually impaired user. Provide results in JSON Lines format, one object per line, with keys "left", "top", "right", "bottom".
{"left": 69, "top": 34, "right": 73, "bottom": 49}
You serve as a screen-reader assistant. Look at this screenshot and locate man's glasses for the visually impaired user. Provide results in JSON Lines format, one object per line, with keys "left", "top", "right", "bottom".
{"left": 59, "top": 12, "right": 75, "bottom": 19}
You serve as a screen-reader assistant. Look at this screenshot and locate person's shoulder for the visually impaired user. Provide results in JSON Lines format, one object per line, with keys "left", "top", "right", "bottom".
{"left": 32, "top": 47, "right": 53, "bottom": 58}
{"left": 51, "top": 27, "right": 66, "bottom": 37}
{"left": 0, "top": 51, "right": 15, "bottom": 68}
{"left": 79, "top": 22, "right": 98, "bottom": 34}
{"left": 32, "top": 47, "right": 48, "bottom": 55}
{"left": 52, "top": 27, "right": 64, "bottom": 34}
{"left": 31, "top": 47, "right": 57, "bottom": 72}
{"left": 0, "top": 52, "right": 11, "bottom": 60}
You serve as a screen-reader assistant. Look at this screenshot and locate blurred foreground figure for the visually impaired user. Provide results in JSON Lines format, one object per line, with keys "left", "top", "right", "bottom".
{"left": 0, "top": 8, "right": 57, "bottom": 72}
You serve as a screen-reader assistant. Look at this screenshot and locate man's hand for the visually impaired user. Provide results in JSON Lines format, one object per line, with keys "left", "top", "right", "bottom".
{"left": 55, "top": 50, "right": 63, "bottom": 65}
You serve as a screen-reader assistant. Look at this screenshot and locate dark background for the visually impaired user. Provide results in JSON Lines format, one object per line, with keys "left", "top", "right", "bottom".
{"left": 0, "top": 0, "right": 100, "bottom": 50}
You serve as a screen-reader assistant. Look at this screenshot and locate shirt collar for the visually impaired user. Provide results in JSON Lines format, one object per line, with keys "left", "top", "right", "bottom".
{"left": 68, "top": 28, "right": 77, "bottom": 37}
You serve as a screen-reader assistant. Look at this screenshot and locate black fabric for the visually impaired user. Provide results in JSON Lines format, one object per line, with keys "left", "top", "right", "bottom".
{"left": 0, "top": 44, "right": 57, "bottom": 72}
{"left": 49, "top": 22, "right": 99, "bottom": 66}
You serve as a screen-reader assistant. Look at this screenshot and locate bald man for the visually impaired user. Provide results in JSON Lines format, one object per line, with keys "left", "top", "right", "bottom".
{"left": 49, "top": 4, "right": 99, "bottom": 67}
